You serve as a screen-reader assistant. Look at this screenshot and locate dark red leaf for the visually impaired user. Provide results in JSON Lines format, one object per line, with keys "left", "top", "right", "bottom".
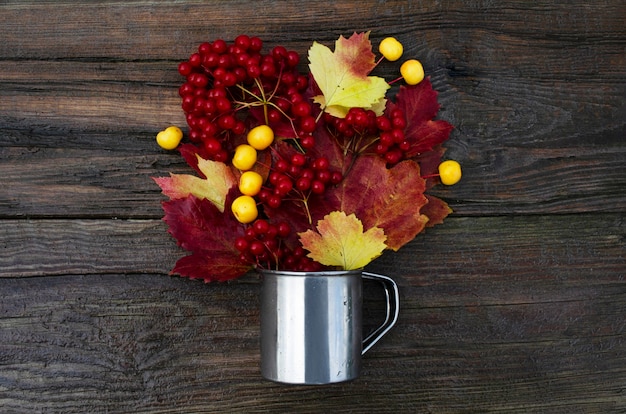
{"left": 309, "top": 123, "right": 349, "bottom": 173}
{"left": 162, "top": 193, "right": 251, "bottom": 282}
{"left": 421, "top": 195, "right": 453, "bottom": 228}
{"left": 415, "top": 144, "right": 447, "bottom": 190}
{"left": 391, "top": 79, "right": 453, "bottom": 157}
{"left": 320, "top": 155, "right": 429, "bottom": 251}
{"left": 178, "top": 143, "right": 205, "bottom": 177}
{"left": 171, "top": 252, "right": 251, "bottom": 282}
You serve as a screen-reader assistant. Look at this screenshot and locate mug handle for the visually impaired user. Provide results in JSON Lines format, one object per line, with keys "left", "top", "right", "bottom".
{"left": 361, "top": 272, "right": 400, "bottom": 354}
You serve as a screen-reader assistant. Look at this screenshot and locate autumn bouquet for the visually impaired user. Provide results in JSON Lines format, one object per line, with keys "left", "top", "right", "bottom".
{"left": 153, "top": 32, "right": 460, "bottom": 282}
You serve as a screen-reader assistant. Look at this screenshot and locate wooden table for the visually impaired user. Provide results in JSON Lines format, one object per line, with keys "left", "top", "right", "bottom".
{"left": 1, "top": 1, "right": 624, "bottom": 412}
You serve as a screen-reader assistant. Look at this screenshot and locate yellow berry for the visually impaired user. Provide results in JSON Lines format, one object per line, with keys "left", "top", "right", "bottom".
{"left": 438, "top": 160, "right": 462, "bottom": 185}
{"left": 156, "top": 126, "right": 183, "bottom": 150}
{"left": 379, "top": 37, "right": 403, "bottom": 61}
{"left": 247, "top": 125, "right": 274, "bottom": 150}
{"left": 232, "top": 144, "right": 257, "bottom": 171}
{"left": 231, "top": 195, "right": 258, "bottom": 224}
{"left": 400, "top": 59, "right": 425, "bottom": 85}
{"left": 239, "top": 171, "right": 264, "bottom": 196}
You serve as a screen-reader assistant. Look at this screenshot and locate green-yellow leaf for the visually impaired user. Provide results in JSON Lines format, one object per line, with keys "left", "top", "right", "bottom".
{"left": 153, "top": 155, "right": 236, "bottom": 212}
{"left": 308, "top": 32, "right": 390, "bottom": 117}
{"left": 299, "top": 211, "right": 387, "bottom": 270}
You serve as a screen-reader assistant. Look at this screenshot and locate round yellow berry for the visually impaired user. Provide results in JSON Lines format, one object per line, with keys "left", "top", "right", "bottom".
{"left": 379, "top": 37, "right": 403, "bottom": 62}
{"left": 232, "top": 144, "right": 257, "bottom": 171}
{"left": 247, "top": 125, "right": 274, "bottom": 150}
{"left": 231, "top": 195, "right": 258, "bottom": 224}
{"left": 238, "top": 171, "right": 264, "bottom": 196}
{"left": 156, "top": 126, "right": 183, "bottom": 150}
{"left": 438, "top": 160, "right": 462, "bottom": 185}
{"left": 400, "top": 59, "right": 425, "bottom": 85}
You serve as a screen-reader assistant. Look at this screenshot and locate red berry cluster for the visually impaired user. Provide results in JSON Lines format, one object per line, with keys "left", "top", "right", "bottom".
{"left": 323, "top": 106, "right": 409, "bottom": 165}
{"left": 258, "top": 154, "right": 342, "bottom": 209}
{"left": 177, "top": 35, "right": 314, "bottom": 162}
{"left": 236, "top": 151, "right": 342, "bottom": 271}
{"left": 234, "top": 219, "right": 323, "bottom": 272}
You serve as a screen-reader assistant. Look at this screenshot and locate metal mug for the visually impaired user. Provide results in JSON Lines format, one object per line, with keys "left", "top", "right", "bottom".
{"left": 260, "top": 269, "right": 399, "bottom": 384}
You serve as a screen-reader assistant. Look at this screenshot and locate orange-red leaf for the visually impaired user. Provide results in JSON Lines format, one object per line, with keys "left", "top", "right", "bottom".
{"left": 321, "top": 155, "right": 430, "bottom": 251}
{"left": 153, "top": 155, "right": 236, "bottom": 212}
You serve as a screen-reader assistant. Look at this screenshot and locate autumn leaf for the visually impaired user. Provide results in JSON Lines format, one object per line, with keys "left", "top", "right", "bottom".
{"left": 389, "top": 79, "right": 453, "bottom": 157}
{"left": 178, "top": 143, "right": 206, "bottom": 176}
{"left": 316, "top": 155, "right": 429, "bottom": 251}
{"left": 414, "top": 144, "right": 447, "bottom": 190}
{"left": 299, "top": 211, "right": 387, "bottom": 270}
{"left": 153, "top": 154, "right": 236, "bottom": 212}
{"left": 308, "top": 32, "right": 389, "bottom": 117}
{"left": 162, "top": 194, "right": 251, "bottom": 282}
{"left": 421, "top": 194, "right": 453, "bottom": 228}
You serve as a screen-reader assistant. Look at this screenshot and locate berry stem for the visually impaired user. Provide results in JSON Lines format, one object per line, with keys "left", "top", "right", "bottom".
{"left": 235, "top": 82, "right": 300, "bottom": 138}
{"left": 297, "top": 193, "right": 313, "bottom": 226}
{"left": 373, "top": 55, "right": 385, "bottom": 69}
{"left": 388, "top": 76, "right": 403, "bottom": 85}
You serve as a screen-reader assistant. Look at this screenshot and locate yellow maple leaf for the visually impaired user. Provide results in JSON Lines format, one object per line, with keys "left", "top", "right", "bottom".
{"left": 308, "top": 32, "right": 390, "bottom": 118}
{"left": 153, "top": 155, "right": 236, "bottom": 212}
{"left": 298, "top": 211, "right": 387, "bottom": 270}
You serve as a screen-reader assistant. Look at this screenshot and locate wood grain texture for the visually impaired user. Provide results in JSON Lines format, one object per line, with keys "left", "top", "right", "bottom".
{"left": 0, "top": 0, "right": 625, "bottom": 412}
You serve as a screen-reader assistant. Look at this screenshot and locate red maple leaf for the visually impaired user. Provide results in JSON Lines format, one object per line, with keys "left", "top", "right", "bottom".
{"left": 421, "top": 194, "right": 453, "bottom": 228}
{"left": 415, "top": 144, "right": 447, "bottom": 190}
{"left": 162, "top": 192, "right": 251, "bottom": 282}
{"left": 390, "top": 78, "right": 454, "bottom": 158}
{"left": 317, "top": 155, "right": 429, "bottom": 251}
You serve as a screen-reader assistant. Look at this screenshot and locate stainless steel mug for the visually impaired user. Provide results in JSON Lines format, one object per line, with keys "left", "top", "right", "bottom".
{"left": 260, "top": 269, "right": 399, "bottom": 384}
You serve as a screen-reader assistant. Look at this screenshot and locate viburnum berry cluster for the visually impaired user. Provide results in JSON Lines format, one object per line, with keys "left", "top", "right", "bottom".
{"left": 176, "top": 35, "right": 315, "bottom": 162}
{"left": 154, "top": 32, "right": 461, "bottom": 281}
{"left": 324, "top": 107, "right": 410, "bottom": 165}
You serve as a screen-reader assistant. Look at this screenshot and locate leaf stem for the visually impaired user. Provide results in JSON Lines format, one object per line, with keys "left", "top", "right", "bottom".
{"left": 315, "top": 106, "right": 325, "bottom": 123}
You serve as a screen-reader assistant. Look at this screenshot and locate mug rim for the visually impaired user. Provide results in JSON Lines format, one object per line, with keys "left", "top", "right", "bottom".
{"left": 256, "top": 268, "right": 363, "bottom": 277}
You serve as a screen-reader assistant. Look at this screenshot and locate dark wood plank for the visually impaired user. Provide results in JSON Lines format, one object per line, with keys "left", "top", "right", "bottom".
{"left": 2, "top": 2, "right": 624, "bottom": 60}
{"left": 0, "top": 219, "right": 178, "bottom": 277}
{"left": 1, "top": 216, "right": 624, "bottom": 410}
{"left": 1, "top": 276, "right": 623, "bottom": 413}
{"left": 1, "top": 147, "right": 184, "bottom": 218}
